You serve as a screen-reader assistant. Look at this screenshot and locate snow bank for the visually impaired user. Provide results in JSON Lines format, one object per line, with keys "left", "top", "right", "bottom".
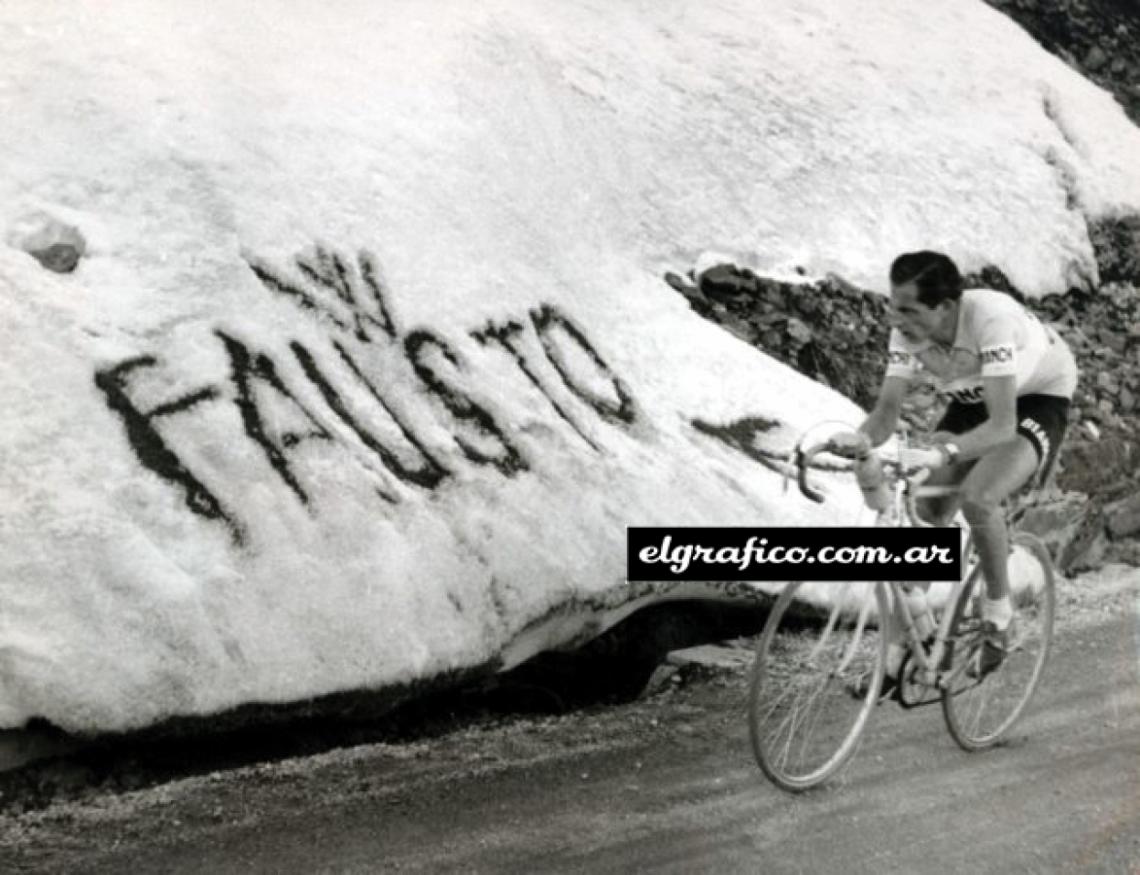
{"left": 1, "top": 0, "right": 1137, "bottom": 732}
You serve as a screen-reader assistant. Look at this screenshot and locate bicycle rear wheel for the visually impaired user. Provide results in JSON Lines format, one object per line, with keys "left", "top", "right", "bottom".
{"left": 748, "top": 580, "right": 889, "bottom": 791}
{"left": 941, "top": 532, "right": 1055, "bottom": 750}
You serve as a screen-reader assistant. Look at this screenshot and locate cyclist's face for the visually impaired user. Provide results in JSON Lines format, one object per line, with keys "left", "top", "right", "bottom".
{"left": 889, "top": 281, "right": 948, "bottom": 342}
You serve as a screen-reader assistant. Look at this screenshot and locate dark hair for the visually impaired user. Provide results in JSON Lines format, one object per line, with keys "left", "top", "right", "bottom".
{"left": 889, "top": 251, "right": 962, "bottom": 308}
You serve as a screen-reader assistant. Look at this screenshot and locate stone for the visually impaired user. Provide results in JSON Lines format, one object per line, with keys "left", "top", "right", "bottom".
{"left": 664, "top": 271, "right": 700, "bottom": 299}
{"left": 1102, "top": 332, "right": 1127, "bottom": 355}
{"left": 31, "top": 243, "right": 83, "bottom": 274}
{"left": 1106, "top": 493, "right": 1140, "bottom": 539}
{"left": 639, "top": 664, "right": 680, "bottom": 698}
{"left": 1084, "top": 45, "right": 1108, "bottom": 72}
{"left": 1016, "top": 492, "right": 1100, "bottom": 573}
{"left": 665, "top": 644, "right": 753, "bottom": 671}
{"left": 786, "top": 317, "right": 813, "bottom": 344}
{"left": 698, "top": 264, "right": 760, "bottom": 302}
{"left": 6, "top": 211, "right": 87, "bottom": 274}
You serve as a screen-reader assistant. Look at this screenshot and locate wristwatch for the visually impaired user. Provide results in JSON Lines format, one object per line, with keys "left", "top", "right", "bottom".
{"left": 939, "top": 442, "right": 961, "bottom": 466}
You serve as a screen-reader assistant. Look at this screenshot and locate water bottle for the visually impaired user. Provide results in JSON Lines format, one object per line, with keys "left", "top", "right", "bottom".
{"left": 902, "top": 583, "right": 935, "bottom": 639}
{"left": 853, "top": 452, "right": 891, "bottom": 513}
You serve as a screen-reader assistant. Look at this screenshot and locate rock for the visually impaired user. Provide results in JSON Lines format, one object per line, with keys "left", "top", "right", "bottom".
{"left": 665, "top": 644, "right": 753, "bottom": 671}
{"left": 1016, "top": 492, "right": 1102, "bottom": 573}
{"left": 639, "top": 664, "right": 680, "bottom": 698}
{"left": 1102, "top": 332, "right": 1127, "bottom": 355}
{"left": 962, "top": 264, "right": 1023, "bottom": 299}
{"left": 1106, "top": 493, "right": 1140, "bottom": 539}
{"left": 664, "top": 271, "right": 704, "bottom": 302}
{"left": 698, "top": 264, "right": 756, "bottom": 301}
{"left": 32, "top": 243, "right": 83, "bottom": 274}
{"left": 1106, "top": 539, "right": 1140, "bottom": 566}
{"left": 786, "top": 317, "right": 813, "bottom": 344}
{"left": 1084, "top": 45, "right": 1108, "bottom": 71}
{"left": 6, "top": 212, "right": 87, "bottom": 274}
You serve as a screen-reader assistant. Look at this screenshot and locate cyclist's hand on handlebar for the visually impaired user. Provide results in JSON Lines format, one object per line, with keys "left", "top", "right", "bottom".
{"left": 828, "top": 430, "right": 871, "bottom": 459}
{"left": 898, "top": 446, "right": 947, "bottom": 472}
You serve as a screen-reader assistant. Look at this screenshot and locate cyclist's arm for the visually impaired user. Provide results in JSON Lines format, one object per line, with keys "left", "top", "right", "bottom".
{"left": 858, "top": 374, "right": 908, "bottom": 447}
{"left": 942, "top": 374, "right": 1019, "bottom": 461}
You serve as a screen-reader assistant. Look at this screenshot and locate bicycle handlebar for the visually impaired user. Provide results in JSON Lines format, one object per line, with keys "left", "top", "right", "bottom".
{"left": 795, "top": 443, "right": 828, "bottom": 504}
{"left": 793, "top": 436, "right": 932, "bottom": 505}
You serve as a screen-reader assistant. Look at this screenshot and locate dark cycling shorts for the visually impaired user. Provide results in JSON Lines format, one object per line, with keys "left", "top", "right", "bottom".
{"left": 936, "top": 393, "right": 1070, "bottom": 485}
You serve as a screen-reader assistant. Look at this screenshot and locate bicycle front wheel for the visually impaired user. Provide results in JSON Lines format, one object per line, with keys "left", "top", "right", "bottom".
{"left": 941, "top": 532, "right": 1056, "bottom": 750}
{"left": 748, "top": 580, "right": 890, "bottom": 791}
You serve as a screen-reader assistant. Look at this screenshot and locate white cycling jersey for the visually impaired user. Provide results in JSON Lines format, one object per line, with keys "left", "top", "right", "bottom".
{"left": 885, "top": 288, "right": 1077, "bottom": 405}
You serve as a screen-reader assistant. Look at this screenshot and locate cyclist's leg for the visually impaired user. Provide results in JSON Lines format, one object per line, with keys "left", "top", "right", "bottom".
{"left": 958, "top": 436, "right": 1039, "bottom": 604}
{"left": 922, "top": 399, "right": 985, "bottom": 525}
{"left": 914, "top": 460, "right": 972, "bottom": 525}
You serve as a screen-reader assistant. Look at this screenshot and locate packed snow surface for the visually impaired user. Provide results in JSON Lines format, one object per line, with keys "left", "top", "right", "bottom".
{"left": 1, "top": 0, "right": 1138, "bottom": 732}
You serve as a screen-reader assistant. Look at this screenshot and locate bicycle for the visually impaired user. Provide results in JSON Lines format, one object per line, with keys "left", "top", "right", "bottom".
{"left": 747, "top": 427, "right": 1056, "bottom": 792}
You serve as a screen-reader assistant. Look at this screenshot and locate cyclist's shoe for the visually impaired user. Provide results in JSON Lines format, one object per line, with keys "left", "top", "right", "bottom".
{"left": 969, "top": 617, "right": 1017, "bottom": 679}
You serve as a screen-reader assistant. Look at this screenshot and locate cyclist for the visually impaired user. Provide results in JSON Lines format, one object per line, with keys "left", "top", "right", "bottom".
{"left": 834, "top": 251, "right": 1077, "bottom": 682}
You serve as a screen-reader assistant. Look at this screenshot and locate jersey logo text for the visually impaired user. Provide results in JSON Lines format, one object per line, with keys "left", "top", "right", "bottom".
{"left": 981, "top": 346, "right": 1014, "bottom": 365}
{"left": 1020, "top": 416, "right": 1050, "bottom": 465}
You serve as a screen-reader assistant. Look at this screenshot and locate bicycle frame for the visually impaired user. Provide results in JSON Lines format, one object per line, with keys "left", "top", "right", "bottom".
{"left": 879, "top": 471, "right": 982, "bottom": 693}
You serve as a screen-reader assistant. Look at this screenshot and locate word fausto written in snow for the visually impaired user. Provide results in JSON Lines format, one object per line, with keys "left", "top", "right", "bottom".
{"left": 95, "top": 244, "right": 639, "bottom": 546}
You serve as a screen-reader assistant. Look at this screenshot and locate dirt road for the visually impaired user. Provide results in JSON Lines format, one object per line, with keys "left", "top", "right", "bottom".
{"left": 2, "top": 570, "right": 1138, "bottom": 874}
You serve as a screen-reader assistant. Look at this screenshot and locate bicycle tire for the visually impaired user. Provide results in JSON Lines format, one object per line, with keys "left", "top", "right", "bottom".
{"left": 749, "top": 580, "right": 890, "bottom": 791}
{"left": 941, "top": 532, "right": 1055, "bottom": 750}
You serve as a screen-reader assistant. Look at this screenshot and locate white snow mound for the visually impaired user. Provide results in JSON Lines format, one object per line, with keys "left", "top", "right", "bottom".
{"left": 1, "top": 0, "right": 1138, "bottom": 732}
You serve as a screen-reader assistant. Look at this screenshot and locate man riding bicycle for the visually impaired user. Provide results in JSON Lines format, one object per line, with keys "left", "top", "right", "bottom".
{"left": 834, "top": 251, "right": 1078, "bottom": 682}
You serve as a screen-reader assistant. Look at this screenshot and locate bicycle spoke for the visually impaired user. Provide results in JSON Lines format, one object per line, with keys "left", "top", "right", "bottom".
{"left": 792, "top": 669, "right": 845, "bottom": 769}
{"left": 765, "top": 655, "right": 834, "bottom": 766}
{"left": 750, "top": 582, "right": 887, "bottom": 790}
{"left": 942, "top": 534, "right": 1055, "bottom": 750}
